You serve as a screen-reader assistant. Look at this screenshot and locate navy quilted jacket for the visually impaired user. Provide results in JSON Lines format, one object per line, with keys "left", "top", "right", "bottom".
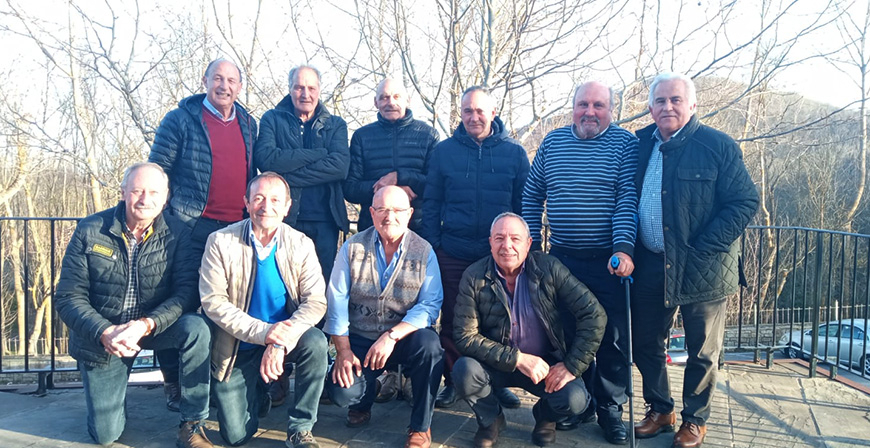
{"left": 421, "top": 117, "right": 530, "bottom": 261}
{"left": 635, "top": 115, "right": 759, "bottom": 306}
{"left": 148, "top": 94, "right": 258, "bottom": 228}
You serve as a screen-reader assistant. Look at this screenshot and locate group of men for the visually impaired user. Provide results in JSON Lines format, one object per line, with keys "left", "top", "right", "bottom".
{"left": 55, "top": 57, "right": 758, "bottom": 448}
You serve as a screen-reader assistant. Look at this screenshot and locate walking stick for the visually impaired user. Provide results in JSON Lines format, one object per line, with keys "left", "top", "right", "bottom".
{"left": 611, "top": 255, "right": 637, "bottom": 448}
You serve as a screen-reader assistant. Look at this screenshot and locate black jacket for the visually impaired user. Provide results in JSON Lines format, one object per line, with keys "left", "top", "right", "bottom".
{"left": 421, "top": 117, "right": 530, "bottom": 261}
{"left": 635, "top": 115, "right": 759, "bottom": 306}
{"left": 453, "top": 251, "right": 606, "bottom": 377}
{"left": 55, "top": 204, "right": 200, "bottom": 367}
{"left": 254, "top": 98, "right": 350, "bottom": 232}
{"left": 345, "top": 109, "right": 439, "bottom": 231}
{"left": 148, "top": 94, "right": 258, "bottom": 228}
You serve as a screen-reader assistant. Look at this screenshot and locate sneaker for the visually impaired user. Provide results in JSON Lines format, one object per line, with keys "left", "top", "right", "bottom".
{"left": 177, "top": 421, "right": 213, "bottom": 448}
{"left": 286, "top": 430, "right": 320, "bottom": 448}
{"left": 164, "top": 381, "right": 181, "bottom": 412}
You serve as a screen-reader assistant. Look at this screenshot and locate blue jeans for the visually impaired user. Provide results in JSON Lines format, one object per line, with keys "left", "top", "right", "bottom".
{"left": 454, "top": 356, "right": 590, "bottom": 427}
{"left": 213, "top": 327, "right": 328, "bottom": 446}
{"left": 79, "top": 313, "right": 211, "bottom": 445}
{"left": 327, "top": 328, "right": 444, "bottom": 432}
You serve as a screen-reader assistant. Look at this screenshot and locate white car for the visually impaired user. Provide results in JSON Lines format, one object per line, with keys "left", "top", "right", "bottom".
{"left": 779, "top": 319, "right": 870, "bottom": 375}
{"left": 667, "top": 332, "right": 688, "bottom": 364}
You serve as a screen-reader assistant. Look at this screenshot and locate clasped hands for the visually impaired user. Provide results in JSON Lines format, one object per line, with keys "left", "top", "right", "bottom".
{"left": 516, "top": 352, "right": 575, "bottom": 393}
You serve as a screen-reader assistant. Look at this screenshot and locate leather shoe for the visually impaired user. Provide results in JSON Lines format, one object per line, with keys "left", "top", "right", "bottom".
{"left": 435, "top": 383, "right": 457, "bottom": 408}
{"left": 473, "top": 412, "right": 505, "bottom": 448}
{"left": 531, "top": 402, "right": 557, "bottom": 446}
{"left": 164, "top": 381, "right": 181, "bottom": 412}
{"left": 345, "top": 409, "right": 371, "bottom": 428}
{"left": 598, "top": 414, "right": 628, "bottom": 445}
{"left": 494, "top": 387, "right": 521, "bottom": 409}
{"left": 673, "top": 422, "right": 706, "bottom": 448}
{"left": 405, "top": 428, "right": 431, "bottom": 448}
{"left": 634, "top": 409, "right": 676, "bottom": 439}
{"left": 556, "top": 406, "right": 596, "bottom": 430}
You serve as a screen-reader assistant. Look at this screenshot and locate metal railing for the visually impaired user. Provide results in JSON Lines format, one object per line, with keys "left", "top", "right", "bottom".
{"left": 1, "top": 218, "right": 868, "bottom": 389}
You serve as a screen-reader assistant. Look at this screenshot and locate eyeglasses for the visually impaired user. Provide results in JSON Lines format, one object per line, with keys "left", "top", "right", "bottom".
{"left": 373, "top": 207, "right": 410, "bottom": 215}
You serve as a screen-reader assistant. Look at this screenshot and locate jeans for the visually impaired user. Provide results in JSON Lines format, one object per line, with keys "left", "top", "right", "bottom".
{"left": 327, "top": 328, "right": 444, "bottom": 432}
{"left": 79, "top": 313, "right": 211, "bottom": 445}
{"left": 294, "top": 220, "right": 340, "bottom": 285}
{"left": 213, "top": 327, "right": 328, "bottom": 446}
{"left": 631, "top": 245, "right": 727, "bottom": 425}
{"left": 453, "top": 356, "right": 590, "bottom": 427}
{"left": 551, "top": 247, "right": 630, "bottom": 420}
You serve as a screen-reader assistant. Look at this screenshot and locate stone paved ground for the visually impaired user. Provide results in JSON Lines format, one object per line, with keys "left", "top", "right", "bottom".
{"left": 0, "top": 362, "right": 868, "bottom": 447}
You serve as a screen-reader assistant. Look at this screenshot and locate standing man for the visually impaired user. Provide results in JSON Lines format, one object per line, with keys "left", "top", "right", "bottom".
{"left": 421, "top": 86, "right": 530, "bottom": 409}
{"left": 149, "top": 58, "right": 257, "bottom": 410}
{"left": 344, "top": 78, "right": 439, "bottom": 232}
{"left": 325, "top": 186, "right": 444, "bottom": 448}
{"left": 254, "top": 65, "right": 350, "bottom": 283}
{"left": 522, "top": 81, "right": 638, "bottom": 444}
{"left": 200, "top": 172, "right": 329, "bottom": 448}
{"left": 452, "top": 213, "right": 606, "bottom": 448}
{"left": 55, "top": 163, "right": 213, "bottom": 448}
{"left": 631, "top": 73, "right": 758, "bottom": 448}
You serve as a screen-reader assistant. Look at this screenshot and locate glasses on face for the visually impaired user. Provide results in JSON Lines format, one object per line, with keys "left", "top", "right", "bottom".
{"left": 373, "top": 207, "right": 410, "bottom": 215}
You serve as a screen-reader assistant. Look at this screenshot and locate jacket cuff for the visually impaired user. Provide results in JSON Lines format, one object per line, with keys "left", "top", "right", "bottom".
{"left": 612, "top": 242, "right": 634, "bottom": 258}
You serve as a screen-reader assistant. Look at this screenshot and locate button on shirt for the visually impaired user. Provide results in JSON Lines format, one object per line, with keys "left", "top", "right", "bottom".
{"left": 324, "top": 233, "right": 443, "bottom": 337}
{"left": 638, "top": 129, "right": 665, "bottom": 253}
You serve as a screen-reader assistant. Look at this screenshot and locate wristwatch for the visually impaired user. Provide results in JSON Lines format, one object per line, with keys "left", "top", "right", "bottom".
{"left": 387, "top": 330, "right": 400, "bottom": 342}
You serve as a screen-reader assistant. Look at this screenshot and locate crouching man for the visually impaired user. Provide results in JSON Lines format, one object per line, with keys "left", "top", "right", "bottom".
{"left": 325, "top": 186, "right": 444, "bottom": 448}
{"left": 452, "top": 213, "right": 607, "bottom": 447}
{"left": 200, "top": 172, "right": 328, "bottom": 448}
{"left": 55, "top": 162, "right": 213, "bottom": 447}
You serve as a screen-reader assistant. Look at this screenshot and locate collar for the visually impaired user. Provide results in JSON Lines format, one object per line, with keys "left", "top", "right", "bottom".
{"left": 202, "top": 96, "right": 236, "bottom": 122}
{"left": 493, "top": 258, "right": 526, "bottom": 281}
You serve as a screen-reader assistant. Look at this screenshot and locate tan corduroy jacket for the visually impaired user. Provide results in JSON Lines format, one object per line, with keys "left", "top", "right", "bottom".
{"left": 200, "top": 219, "right": 326, "bottom": 381}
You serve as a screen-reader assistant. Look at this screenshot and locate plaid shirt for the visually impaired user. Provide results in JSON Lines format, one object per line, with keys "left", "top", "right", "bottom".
{"left": 119, "top": 224, "right": 153, "bottom": 323}
{"left": 638, "top": 129, "right": 665, "bottom": 253}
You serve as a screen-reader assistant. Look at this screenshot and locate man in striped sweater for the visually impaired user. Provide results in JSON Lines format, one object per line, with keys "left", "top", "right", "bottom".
{"left": 522, "top": 81, "right": 639, "bottom": 445}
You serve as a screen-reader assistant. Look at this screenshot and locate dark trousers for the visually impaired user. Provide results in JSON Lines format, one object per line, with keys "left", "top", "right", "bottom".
{"left": 295, "top": 220, "right": 340, "bottom": 284}
{"left": 327, "top": 328, "right": 444, "bottom": 431}
{"left": 80, "top": 314, "right": 211, "bottom": 445}
{"left": 158, "top": 216, "right": 237, "bottom": 383}
{"left": 631, "top": 245, "right": 727, "bottom": 425}
{"left": 551, "top": 247, "right": 629, "bottom": 420}
{"left": 435, "top": 249, "right": 475, "bottom": 381}
{"left": 213, "top": 327, "right": 328, "bottom": 446}
{"left": 453, "top": 356, "right": 590, "bottom": 427}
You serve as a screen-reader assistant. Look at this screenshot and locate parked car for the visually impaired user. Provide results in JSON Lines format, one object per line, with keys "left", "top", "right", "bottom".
{"left": 779, "top": 319, "right": 870, "bottom": 375}
{"left": 667, "top": 331, "right": 688, "bottom": 364}
{"left": 132, "top": 349, "right": 157, "bottom": 369}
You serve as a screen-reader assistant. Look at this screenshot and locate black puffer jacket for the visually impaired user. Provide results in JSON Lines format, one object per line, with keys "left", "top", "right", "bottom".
{"left": 421, "top": 117, "right": 530, "bottom": 261}
{"left": 254, "top": 98, "right": 350, "bottom": 232}
{"left": 55, "top": 204, "right": 199, "bottom": 367}
{"left": 345, "top": 109, "right": 439, "bottom": 231}
{"left": 453, "top": 251, "right": 606, "bottom": 377}
{"left": 635, "top": 115, "right": 759, "bottom": 307}
{"left": 148, "top": 94, "right": 258, "bottom": 228}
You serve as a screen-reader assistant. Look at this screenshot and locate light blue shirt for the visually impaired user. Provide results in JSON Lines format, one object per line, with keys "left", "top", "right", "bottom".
{"left": 202, "top": 96, "right": 236, "bottom": 122}
{"left": 638, "top": 129, "right": 665, "bottom": 253}
{"left": 324, "top": 232, "right": 443, "bottom": 337}
{"left": 248, "top": 223, "right": 279, "bottom": 261}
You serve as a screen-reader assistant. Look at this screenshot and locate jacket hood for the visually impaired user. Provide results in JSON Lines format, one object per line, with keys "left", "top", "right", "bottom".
{"left": 275, "top": 95, "right": 330, "bottom": 122}
{"left": 453, "top": 115, "right": 509, "bottom": 148}
{"left": 376, "top": 108, "right": 415, "bottom": 128}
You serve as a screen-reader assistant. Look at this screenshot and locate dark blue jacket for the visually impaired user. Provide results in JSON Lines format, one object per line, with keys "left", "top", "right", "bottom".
{"left": 254, "top": 97, "right": 350, "bottom": 232}
{"left": 421, "top": 116, "right": 530, "bottom": 261}
{"left": 148, "top": 94, "right": 258, "bottom": 228}
{"left": 344, "top": 109, "right": 439, "bottom": 231}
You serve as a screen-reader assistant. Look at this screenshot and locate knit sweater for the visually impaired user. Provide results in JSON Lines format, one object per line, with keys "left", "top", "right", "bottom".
{"left": 522, "top": 124, "right": 639, "bottom": 255}
{"left": 346, "top": 227, "right": 430, "bottom": 340}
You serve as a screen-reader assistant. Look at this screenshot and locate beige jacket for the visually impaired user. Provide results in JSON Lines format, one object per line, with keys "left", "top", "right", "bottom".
{"left": 200, "top": 219, "right": 326, "bottom": 381}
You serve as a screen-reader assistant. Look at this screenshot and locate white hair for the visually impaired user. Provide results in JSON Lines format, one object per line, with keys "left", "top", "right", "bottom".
{"left": 648, "top": 72, "right": 697, "bottom": 107}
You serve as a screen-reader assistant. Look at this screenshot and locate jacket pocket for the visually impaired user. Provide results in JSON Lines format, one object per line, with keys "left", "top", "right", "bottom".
{"left": 676, "top": 168, "right": 717, "bottom": 206}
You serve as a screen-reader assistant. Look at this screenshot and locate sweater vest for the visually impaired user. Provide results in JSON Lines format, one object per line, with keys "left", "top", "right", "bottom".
{"left": 239, "top": 245, "right": 290, "bottom": 350}
{"left": 347, "top": 227, "right": 430, "bottom": 340}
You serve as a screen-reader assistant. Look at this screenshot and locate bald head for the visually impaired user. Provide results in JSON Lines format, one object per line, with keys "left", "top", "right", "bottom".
{"left": 371, "top": 186, "right": 413, "bottom": 243}
{"left": 375, "top": 78, "right": 410, "bottom": 122}
{"left": 572, "top": 81, "right": 613, "bottom": 139}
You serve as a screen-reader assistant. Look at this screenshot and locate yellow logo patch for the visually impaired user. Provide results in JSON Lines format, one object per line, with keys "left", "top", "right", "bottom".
{"left": 91, "top": 244, "right": 114, "bottom": 257}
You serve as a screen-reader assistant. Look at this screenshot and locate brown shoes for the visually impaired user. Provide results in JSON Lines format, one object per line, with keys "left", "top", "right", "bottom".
{"left": 531, "top": 402, "right": 557, "bottom": 446}
{"left": 673, "top": 422, "right": 706, "bottom": 448}
{"left": 177, "top": 421, "right": 214, "bottom": 448}
{"left": 345, "top": 409, "right": 372, "bottom": 428}
{"left": 405, "top": 428, "right": 431, "bottom": 448}
{"left": 634, "top": 409, "right": 676, "bottom": 439}
{"left": 473, "top": 412, "right": 506, "bottom": 448}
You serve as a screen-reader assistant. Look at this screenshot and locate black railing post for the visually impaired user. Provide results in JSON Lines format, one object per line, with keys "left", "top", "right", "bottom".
{"left": 810, "top": 231, "right": 824, "bottom": 378}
